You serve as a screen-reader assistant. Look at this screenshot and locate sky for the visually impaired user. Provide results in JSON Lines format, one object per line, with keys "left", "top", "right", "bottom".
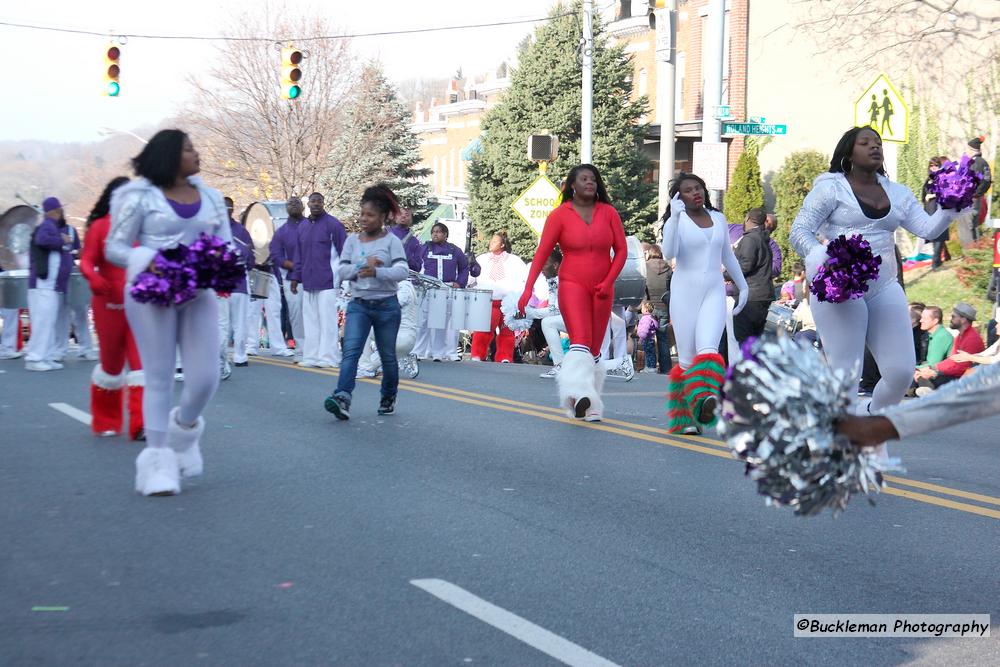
{"left": 0, "top": 0, "right": 566, "bottom": 143}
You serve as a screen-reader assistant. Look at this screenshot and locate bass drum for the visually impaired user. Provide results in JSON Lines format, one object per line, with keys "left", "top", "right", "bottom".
{"left": 242, "top": 201, "right": 288, "bottom": 266}
{"left": 0, "top": 205, "right": 40, "bottom": 271}
{"left": 613, "top": 235, "right": 647, "bottom": 306}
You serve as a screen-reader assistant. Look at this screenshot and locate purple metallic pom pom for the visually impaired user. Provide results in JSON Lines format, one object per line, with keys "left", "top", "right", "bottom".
{"left": 929, "top": 155, "right": 984, "bottom": 211}
{"left": 188, "top": 233, "right": 244, "bottom": 293}
{"left": 129, "top": 271, "right": 174, "bottom": 306}
{"left": 812, "top": 234, "right": 882, "bottom": 303}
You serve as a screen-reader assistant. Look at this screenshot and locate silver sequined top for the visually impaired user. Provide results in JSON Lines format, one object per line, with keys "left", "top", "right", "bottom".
{"left": 105, "top": 176, "right": 231, "bottom": 273}
{"left": 790, "top": 173, "right": 958, "bottom": 294}
{"left": 879, "top": 362, "right": 1000, "bottom": 439}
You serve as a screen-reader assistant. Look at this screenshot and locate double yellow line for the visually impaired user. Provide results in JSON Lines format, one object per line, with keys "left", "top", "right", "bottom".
{"left": 251, "top": 356, "right": 1000, "bottom": 521}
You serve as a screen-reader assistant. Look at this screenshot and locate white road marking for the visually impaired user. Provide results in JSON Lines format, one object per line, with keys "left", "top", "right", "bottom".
{"left": 48, "top": 402, "right": 92, "bottom": 426}
{"left": 411, "top": 578, "right": 621, "bottom": 667}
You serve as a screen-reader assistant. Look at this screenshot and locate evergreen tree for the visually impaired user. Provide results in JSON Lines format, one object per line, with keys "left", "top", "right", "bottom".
{"left": 722, "top": 137, "right": 765, "bottom": 224}
{"left": 319, "top": 64, "right": 432, "bottom": 226}
{"left": 468, "top": 1, "right": 655, "bottom": 257}
{"left": 772, "top": 150, "right": 829, "bottom": 281}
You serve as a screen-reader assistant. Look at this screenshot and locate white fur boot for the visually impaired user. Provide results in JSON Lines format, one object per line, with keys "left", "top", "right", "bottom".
{"left": 557, "top": 348, "right": 598, "bottom": 419}
{"left": 584, "top": 362, "right": 606, "bottom": 422}
{"left": 134, "top": 447, "right": 181, "bottom": 496}
{"left": 166, "top": 407, "right": 204, "bottom": 478}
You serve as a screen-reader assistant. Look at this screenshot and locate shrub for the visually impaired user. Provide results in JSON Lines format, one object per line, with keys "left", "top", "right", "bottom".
{"left": 771, "top": 150, "right": 829, "bottom": 282}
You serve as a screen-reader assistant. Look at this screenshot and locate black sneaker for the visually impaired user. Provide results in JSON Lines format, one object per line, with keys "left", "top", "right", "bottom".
{"left": 324, "top": 394, "right": 351, "bottom": 420}
{"left": 378, "top": 395, "right": 396, "bottom": 416}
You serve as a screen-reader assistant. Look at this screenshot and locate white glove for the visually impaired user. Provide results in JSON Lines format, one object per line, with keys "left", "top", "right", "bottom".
{"left": 804, "top": 245, "right": 829, "bottom": 283}
{"left": 668, "top": 192, "right": 684, "bottom": 222}
{"left": 733, "top": 289, "right": 748, "bottom": 316}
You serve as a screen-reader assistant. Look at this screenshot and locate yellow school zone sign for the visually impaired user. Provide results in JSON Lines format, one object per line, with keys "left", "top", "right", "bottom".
{"left": 511, "top": 175, "right": 561, "bottom": 235}
{"left": 854, "top": 74, "right": 909, "bottom": 143}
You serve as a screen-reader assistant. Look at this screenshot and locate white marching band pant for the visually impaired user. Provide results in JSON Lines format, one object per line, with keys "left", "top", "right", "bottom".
{"left": 218, "top": 290, "right": 250, "bottom": 367}
{"left": 359, "top": 329, "right": 417, "bottom": 373}
{"left": 413, "top": 297, "right": 458, "bottom": 361}
{"left": 281, "top": 269, "right": 304, "bottom": 355}
{"left": 0, "top": 308, "right": 18, "bottom": 354}
{"left": 25, "top": 288, "right": 61, "bottom": 363}
{"left": 300, "top": 288, "right": 341, "bottom": 366}
{"left": 540, "top": 313, "right": 566, "bottom": 364}
{"left": 599, "top": 309, "right": 627, "bottom": 368}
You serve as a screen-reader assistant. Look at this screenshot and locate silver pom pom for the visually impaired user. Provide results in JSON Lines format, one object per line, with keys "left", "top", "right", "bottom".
{"left": 721, "top": 335, "right": 897, "bottom": 517}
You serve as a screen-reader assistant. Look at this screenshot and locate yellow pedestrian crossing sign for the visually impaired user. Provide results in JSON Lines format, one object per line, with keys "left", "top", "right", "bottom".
{"left": 854, "top": 74, "right": 908, "bottom": 143}
{"left": 511, "top": 175, "right": 561, "bottom": 235}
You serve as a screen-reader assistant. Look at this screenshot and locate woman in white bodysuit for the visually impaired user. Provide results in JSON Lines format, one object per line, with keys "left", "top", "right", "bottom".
{"left": 790, "top": 127, "right": 962, "bottom": 439}
{"left": 660, "top": 173, "right": 747, "bottom": 434}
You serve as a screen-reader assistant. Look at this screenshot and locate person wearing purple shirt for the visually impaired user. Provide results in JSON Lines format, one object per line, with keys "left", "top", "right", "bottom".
{"left": 389, "top": 208, "right": 423, "bottom": 272}
{"left": 217, "top": 197, "right": 254, "bottom": 377}
{"left": 413, "top": 222, "right": 470, "bottom": 361}
{"left": 25, "top": 197, "right": 73, "bottom": 371}
{"left": 269, "top": 197, "right": 305, "bottom": 357}
{"left": 288, "top": 192, "right": 347, "bottom": 368}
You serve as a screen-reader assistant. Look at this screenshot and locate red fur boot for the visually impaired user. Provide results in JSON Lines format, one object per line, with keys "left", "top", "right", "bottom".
{"left": 127, "top": 370, "right": 145, "bottom": 441}
{"left": 90, "top": 365, "right": 125, "bottom": 435}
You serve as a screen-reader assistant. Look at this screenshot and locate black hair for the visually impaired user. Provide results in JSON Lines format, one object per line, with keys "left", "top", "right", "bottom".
{"left": 546, "top": 247, "right": 563, "bottom": 264}
{"left": 829, "top": 126, "right": 887, "bottom": 176}
{"left": 308, "top": 192, "right": 324, "bottom": 200}
{"left": 560, "top": 164, "right": 612, "bottom": 204}
{"left": 792, "top": 261, "right": 805, "bottom": 273}
{"left": 663, "top": 172, "right": 716, "bottom": 220}
{"left": 492, "top": 231, "right": 512, "bottom": 253}
{"left": 360, "top": 184, "right": 400, "bottom": 218}
{"left": 431, "top": 222, "right": 449, "bottom": 237}
{"left": 86, "top": 176, "right": 130, "bottom": 226}
{"left": 224, "top": 196, "right": 234, "bottom": 206}
{"left": 745, "top": 207, "right": 766, "bottom": 226}
{"left": 131, "top": 129, "right": 188, "bottom": 186}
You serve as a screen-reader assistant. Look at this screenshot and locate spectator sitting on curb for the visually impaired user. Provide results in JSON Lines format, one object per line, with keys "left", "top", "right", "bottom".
{"left": 914, "top": 303, "right": 985, "bottom": 396}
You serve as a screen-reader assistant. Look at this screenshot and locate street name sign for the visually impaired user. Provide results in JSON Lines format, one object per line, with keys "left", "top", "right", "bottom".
{"left": 722, "top": 122, "right": 787, "bottom": 136}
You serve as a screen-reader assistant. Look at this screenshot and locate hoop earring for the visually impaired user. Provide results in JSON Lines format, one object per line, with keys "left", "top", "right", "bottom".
{"left": 840, "top": 157, "right": 852, "bottom": 173}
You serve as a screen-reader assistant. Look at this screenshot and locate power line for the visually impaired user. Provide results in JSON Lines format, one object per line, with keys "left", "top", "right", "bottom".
{"left": 0, "top": 13, "right": 574, "bottom": 43}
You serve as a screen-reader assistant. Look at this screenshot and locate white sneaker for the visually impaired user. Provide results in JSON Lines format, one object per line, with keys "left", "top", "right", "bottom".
{"left": 681, "top": 425, "right": 701, "bottom": 435}
{"left": 272, "top": 349, "right": 294, "bottom": 357}
{"left": 915, "top": 386, "right": 933, "bottom": 397}
{"left": 174, "top": 370, "right": 185, "bottom": 382}
{"left": 0, "top": 350, "right": 24, "bottom": 360}
{"left": 246, "top": 348, "right": 259, "bottom": 356}
{"left": 79, "top": 350, "right": 99, "bottom": 361}
{"left": 539, "top": 364, "right": 561, "bottom": 379}
{"left": 135, "top": 447, "right": 181, "bottom": 496}
{"left": 298, "top": 361, "right": 319, "bottom": 368}
{"left": 356, "top": 368, "right": 377, "bottom": 379}
{"left": 26, "top": 361, "right": 56, "bottom": 371}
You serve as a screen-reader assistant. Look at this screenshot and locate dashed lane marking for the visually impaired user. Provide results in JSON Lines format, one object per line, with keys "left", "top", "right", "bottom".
{"left": 48, "top": 402, "right": 91, "bottom": 426}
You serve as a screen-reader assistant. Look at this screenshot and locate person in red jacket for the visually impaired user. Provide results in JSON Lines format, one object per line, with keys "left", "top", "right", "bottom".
{"left": 518, "top": 164, "right": 627, "bottom": 421}
{"left": 913, "top": 302, "right": 985, "bottom": 395}
{"left": 79, "top": 176, "right": 145, "bottom": 440}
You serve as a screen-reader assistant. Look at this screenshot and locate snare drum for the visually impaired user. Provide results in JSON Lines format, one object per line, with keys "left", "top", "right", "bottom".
{"left": 425, "top": 288, "right": 450, "bottom": 328}
{"left": 0, "top": 270, "right": 29, "bottom": 309}
{"left": 67, "top": 271, "right": 92, "bottom": 308}
{"left": 465, "top": 289, "right": 493, "bottom": 332}
{"left": 448, "top": 289, "right": 468, "bottom": 330}
{"left": 763, "top": 302, "right": 801, "bottom": 336}
{"left": 248, "top": 269, "right": 270, "bottom": 300}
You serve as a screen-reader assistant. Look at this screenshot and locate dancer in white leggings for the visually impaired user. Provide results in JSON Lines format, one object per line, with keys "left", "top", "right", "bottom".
{"left": 107, "top": 129, "right": 231, "bottom": 497}
{"left": 661, "top": 173, "right": 747, "bottom": 434}
{"left": 790, "top": 127, "right": 962, "bottom": 459}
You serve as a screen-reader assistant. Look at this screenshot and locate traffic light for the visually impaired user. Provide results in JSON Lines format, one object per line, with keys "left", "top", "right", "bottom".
{"left": 280, "top": 46, "right": 303, "bottom": 100}
{"left": 104, "top": 44, "right": 121, "bottom": 97}
{"left": 648, "top": 0, "right": 666, "bottom": 28}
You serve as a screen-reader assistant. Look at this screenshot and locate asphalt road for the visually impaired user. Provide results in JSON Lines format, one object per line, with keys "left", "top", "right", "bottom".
{"left": 2, "top": 354, "right": 998, "bottom": 666}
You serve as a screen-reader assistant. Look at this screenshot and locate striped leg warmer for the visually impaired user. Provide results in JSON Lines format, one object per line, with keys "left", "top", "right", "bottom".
{"left": 681, "top": 352, "right": 725, "bottom": 429}
{"left": 666, "top": 364, "right": 695, "bottom": 433}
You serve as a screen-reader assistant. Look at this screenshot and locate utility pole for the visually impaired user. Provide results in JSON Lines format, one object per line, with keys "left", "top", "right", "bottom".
{"left": 581, "top": 0, "right": 594, "bottom": 163}
{"left": 651, "top": 1, "right": 677, "bottom": 218}
{"left": 700, "top": 0, "right": 726, "bottom": 205}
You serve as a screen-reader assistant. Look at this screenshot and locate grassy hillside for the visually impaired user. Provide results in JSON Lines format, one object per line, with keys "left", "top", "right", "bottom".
{"left": 904, "top": 263, "right": 994, "bottom": 334}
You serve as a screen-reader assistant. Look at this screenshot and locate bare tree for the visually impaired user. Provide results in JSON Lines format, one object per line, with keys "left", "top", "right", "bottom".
{"left": 792, "top": 0, "right": 1000, "bottom": 123}
{"left": 180, "top": 6, "right": 360, "bottom": 201}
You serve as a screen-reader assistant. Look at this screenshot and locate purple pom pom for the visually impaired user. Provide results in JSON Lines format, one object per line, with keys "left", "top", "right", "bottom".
{"left": 129, "top": 272, "right": 174, "bottom": 306}
{"left": 812, "top": 234, "right": 882, "bottom": 304}
{"left": 188, "top": 233, "right": 245, "bottom": 293}
{"left": 929, "top": 155, "right": 984, "bottom": 211}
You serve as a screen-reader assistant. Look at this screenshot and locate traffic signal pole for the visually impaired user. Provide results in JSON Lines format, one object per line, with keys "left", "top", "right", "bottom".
{"left": 581, "top": 0, "right": 594, "bottom": 164}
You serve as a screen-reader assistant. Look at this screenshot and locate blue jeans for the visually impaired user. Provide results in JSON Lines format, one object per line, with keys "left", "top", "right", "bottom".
{"left": 642, "top": 337, "right": 657, "bottom": 368}
{"left": 335, "top": 296, "right": 401, "bottom": 400}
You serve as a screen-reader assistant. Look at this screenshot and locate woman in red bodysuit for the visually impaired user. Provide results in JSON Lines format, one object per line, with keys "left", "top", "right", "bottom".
{"left": 518, "top": 164, "right": 627, "bottom": 421}
{"left": 79, "top": 176, "right": 145, "bottom": 440}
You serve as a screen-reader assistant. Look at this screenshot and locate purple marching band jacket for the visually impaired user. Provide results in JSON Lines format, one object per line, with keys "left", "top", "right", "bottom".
{"left": 289, "top": 212, "right": 347, "bottom": 292}
{"left": 420, "top": 241, "right": 470, "bottom": 287}
{"left": 268, "top": 216, "right": 303, "bottom": 286}
{"left": 229, "top": 219, "right": 254, "bottom": 294}
{"left": 389, "top": 224, "right": 423, "bottom": 272}
{"left": 29, "top": 218, "right": 75, "bottom": 293}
